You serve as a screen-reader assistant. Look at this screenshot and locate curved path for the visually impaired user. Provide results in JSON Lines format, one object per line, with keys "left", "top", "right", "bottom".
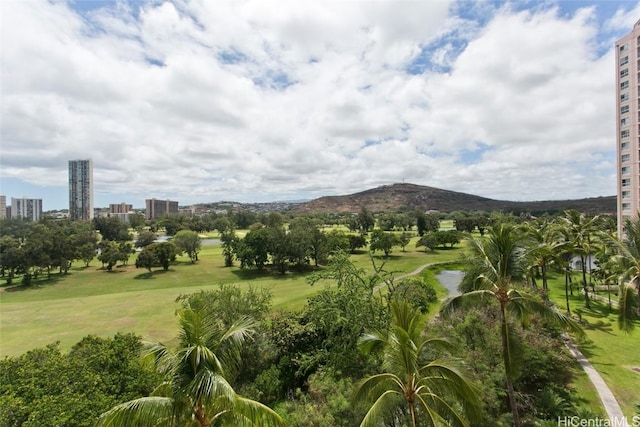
{"left": 372, "top": 261, "right": 449, "bottom": 293}
{"left": 374, "top": 262, "right": 630, "bottom": 426}
{"left": 565, "top": 338, "right": 630, "bottom": 426}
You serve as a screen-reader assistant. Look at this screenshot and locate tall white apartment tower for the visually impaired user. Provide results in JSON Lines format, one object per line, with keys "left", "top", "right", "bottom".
{"left": 69, "top": 159, "right": 94, "bottom": 221}
{"left": 616, "top": 20, "right": 640, "bottom": 237}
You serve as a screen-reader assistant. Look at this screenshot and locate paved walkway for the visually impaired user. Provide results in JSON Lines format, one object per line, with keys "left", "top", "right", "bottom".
{"left": 372, "top": 261, "right": 448, "bottom": 293}
{"left": 377, "top": 263, "right": 631, "bottom": 426}
{"left": 565, "top": 338, "right": 630, "bottom": 427}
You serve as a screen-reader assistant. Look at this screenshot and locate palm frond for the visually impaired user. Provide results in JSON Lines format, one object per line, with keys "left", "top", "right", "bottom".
{"left": 618, "top": 283, "right": 639, "bottom": 334}
{"left": 501, "top": 317, "right": 523, "bottom": 380}
{"left": 96, "top": 396, "right": 174, "bottom": 427}
{"left": 415, "top": 391, "right": 470, "bottom": 427}
{"left": 358, "top": 389, "right": 402, "bottom": 427}
{"left": 358, "top": 330, "right": 388, "bottom": 355}
{"left": 229, "top": 395, "right": 286, "bottom": 427}
{"left": 354, "top": 373, "right": 403, "bottom": 406}
{"left": 440, "top": 290, "right": 495, "bottom": 318}
{"left": 517, "top": 297, "right": 585, "bottom": 337}
{"left": 186, "top": 368, "right": 237, "bottom": 408}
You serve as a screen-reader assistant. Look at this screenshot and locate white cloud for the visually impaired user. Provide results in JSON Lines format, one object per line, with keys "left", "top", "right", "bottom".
{"left": 0, "top": 0, "right": 628, "bottom": 208}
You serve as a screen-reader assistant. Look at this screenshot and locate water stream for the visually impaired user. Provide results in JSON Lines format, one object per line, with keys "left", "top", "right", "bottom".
{"left": 435, "top": 270, "right": 464, "bottom": 297}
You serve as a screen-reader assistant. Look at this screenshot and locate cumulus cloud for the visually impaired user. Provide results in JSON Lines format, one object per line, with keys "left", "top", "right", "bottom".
{"left": 0, "top": 0, "right": 632, "bottom": 208}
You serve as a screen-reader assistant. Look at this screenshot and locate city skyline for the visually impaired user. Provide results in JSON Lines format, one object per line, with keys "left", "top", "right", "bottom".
{"left": 2, "top": 1, "right": 640, "bottom": 210}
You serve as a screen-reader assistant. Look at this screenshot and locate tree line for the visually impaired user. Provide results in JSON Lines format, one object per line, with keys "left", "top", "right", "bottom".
{"left": 1, "top": 209, "right": 639, "bottom": 426}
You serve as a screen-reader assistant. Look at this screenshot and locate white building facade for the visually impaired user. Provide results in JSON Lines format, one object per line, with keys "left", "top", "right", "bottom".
{"left": 616, "top": 20, "right": 640, "bottom": 237}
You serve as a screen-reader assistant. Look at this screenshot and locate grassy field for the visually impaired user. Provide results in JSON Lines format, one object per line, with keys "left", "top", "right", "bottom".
{"left": 1, "top": 234, "right": 632, "bottom": 420}
{"left": 546, "top": 274, "right": 640, "bottom": 419}
{"left": 0, "top": 236, "right": 464, "bottom": 357}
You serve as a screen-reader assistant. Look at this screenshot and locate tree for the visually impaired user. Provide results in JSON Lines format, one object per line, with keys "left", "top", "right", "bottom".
{"left": 416, "top": 212, "right": 440, "bottom": 237}
{"left": 614, "top": 214, "right": 640, "bottom": 333}
{"left": 369, "top": 229, "right": 400, "bottom": 257}
{"left": 135, "top": 246, "right": 157, "bottom": 272}
{"left": 356, "top": 301, "right": 481, "bottom": 427}
{"left": 348, "top": 234, "right": 368, "bottom": 253}
{"left": 0, "top": 334, "right": 159, "bottom": 427}
{"left": 98, "top": 241, "right": 122, "bottom": 271}
{"left": 440, "top": 224, "right": 583, "bottom": 427}
{"left": 173, "top": 230, "right": 201, "bottom": 263}
{"left": 523, "top": 220, "right": 566, "bottom": 292}
{"left": 75, "top": 230, "right": 99, "bottom": 267}
{"left": 220, "top": 228, "right": 237, "bottom": 267}
{"left": 416, "top": 233, "right": 438, "bottom": 252}
{"left": 357, "top": 207, "right": 375, "bottom": 234}
{"left": 0, "top": 236, "right": 24, "bottom": 285}
{"left": 326, "top": 229, "right": 351, "bottom": 253}
{"left": 152, "top": 242, "right": 178, "bottom": 271}
{"left": 399, "top": 232, "right": 412, "bottom": 252}
{"left": 96, "top": 308, "right": 284, "bottom": 427}
{"left": 135, "top": 230, "right": 157, "bottom": 248}
{"left": 557, "top": 210, "right": 602, "bottom": 309}
{"left": 93, "top": 216, "right": 131, "bottom": 242}
{"left": 242, "top": 228, "right": 270, "bottom": 270}
{"left": 128, "top": 213, "right": 146, "bottom": 230}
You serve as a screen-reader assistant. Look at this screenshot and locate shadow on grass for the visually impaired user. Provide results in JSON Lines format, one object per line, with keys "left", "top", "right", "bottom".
{"left": 229, "top": 266, "right": 317, "bottom": 281}
{"left": 573, "top": 300, "right": 617, "bottom": 336}
{"left": 3, "top": 275, "right": 66, "bottom": 292}
{"left": 133, "top": 269, "right": 173, "bottom": 280}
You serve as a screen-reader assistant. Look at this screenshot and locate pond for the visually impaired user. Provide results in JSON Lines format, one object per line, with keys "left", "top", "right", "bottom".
{"left": 435, "top": 270, "right": 464, "bottom": 297}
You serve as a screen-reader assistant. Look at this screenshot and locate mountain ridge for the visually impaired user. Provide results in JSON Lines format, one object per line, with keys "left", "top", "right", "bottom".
{"left": 293, "top": 183, "right": 616, "bottom": 215}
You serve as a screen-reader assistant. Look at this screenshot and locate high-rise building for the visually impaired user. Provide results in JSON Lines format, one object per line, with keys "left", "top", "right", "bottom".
{"left": 11, "top": 197, "right": 43, "bottom": 221}
{"left": 0, "top": 195, "right": 6, "bottom": 220}
{"left": 109, "top": 202, "right": 133, "bottom": 214}
{"left": 69, "top": 159, "right": 94, "bottom": 221}
{"left": 616, "top": 20, "right": 640, "bottom": 237}
{"left": 145, "top": 198, "right": 179, "bottom": 220}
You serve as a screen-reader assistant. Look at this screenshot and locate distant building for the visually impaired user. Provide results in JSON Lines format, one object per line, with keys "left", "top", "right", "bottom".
{"left": 110, "top": 212, "right": 133, "bottom": 223}
{"left": 69, "top": 159, "right": 94, "bottom": 221}
{"left": 110, "top": 202, "right": 133, "bottom": 214}
{"left": 11, "top": 197, "right": 43, "bottom": 221}
{"left": 145, "top": 198, "right": 179, "bottom": 220}
{"left": 617, "top": 19, "right": 640, "bottom": 236}
{"left": 0, "top": 195, "right": 6, "bottom": 220}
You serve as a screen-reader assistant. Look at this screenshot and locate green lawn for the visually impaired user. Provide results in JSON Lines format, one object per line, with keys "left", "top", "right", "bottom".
{"left": 546, "top": 274, "right": 640, "bottom": 419}
{"left": 0, "top": 238, "right": 465, "bottom": 357}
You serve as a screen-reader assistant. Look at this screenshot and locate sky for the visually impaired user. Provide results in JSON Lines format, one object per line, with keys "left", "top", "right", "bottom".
{"left": 1, "top": 0, "right": 639, "bottom": 210}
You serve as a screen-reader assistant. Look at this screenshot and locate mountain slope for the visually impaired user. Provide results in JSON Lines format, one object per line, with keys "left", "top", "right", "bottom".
{"left": 293, "top": 183, "right": 615, "bottom": 215}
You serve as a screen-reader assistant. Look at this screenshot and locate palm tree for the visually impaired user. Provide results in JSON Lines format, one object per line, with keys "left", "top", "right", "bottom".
{"left": 96, "top": 307, "right": 284, "bottom": 427}
{"left": 440, "top": 224, "right": 582, "bottom": 427}
{"left": 613, "top": 214, "right": 640, "bottom": 333}
{"left": 523, "top": 220, "right": 567, "bottom": 292}
{"left": 355, "top": 300, "right": 481, "bottom": 427}
{"left": 557, "top": 210, "right": 603, "bottom": 309}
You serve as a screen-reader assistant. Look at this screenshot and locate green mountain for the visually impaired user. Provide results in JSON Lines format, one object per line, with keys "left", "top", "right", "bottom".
{"left": 294, "top": 183, "right": 615, "bottom": 215}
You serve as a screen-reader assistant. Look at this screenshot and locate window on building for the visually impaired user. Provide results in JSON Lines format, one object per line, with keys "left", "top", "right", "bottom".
{"left": 621, "top": 68, "right": 629, "bottom": 78}
{"left": 622, "top": 118, "right": 630, "bottom": 126}
{"left": 623, "top": 191, "right": 631, "bottom": 198}
{"left": 620, "top": 43, "right": 628, "bottom": 52}
{"left": 621, "top": 56, "right": 629, "bottom": 66}
{"left": 623, "top": 166, "right": 631, "bottom": 175}
{"left": 622, "top": 129, "right": 630, "bottom": 138}
{"left": 622, "top": 154, "right": 631, "bottom": 162}
{"left": 621, "top": 92, "right": 630, "bottom": 102}
{"left": 622, "top": 105, "right": 630, "bottom": 115}
{"left": 623, "top": 203, "right": 631, "bottom": 211}
{"left": 622, "top": 142, "right": 630, "bottom": 150}
{"left": 623, "top": 178, "right": 631, "bottom": 187}
{"left": 621, "top": 81, "right": 629, "bottom": 90}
